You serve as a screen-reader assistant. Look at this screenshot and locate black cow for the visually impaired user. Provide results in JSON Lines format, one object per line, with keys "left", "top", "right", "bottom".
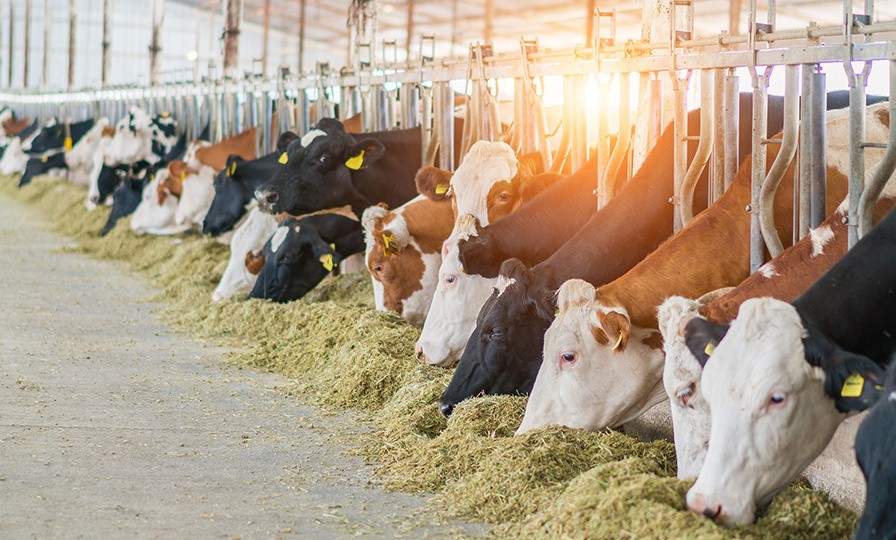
{"left": 854, "top": 362, "right": 896, "bottom": 540}
{"left": 26, "top": 118, "right": 95, "bottom": 155}
{"left": 249, "top": 213, "right": 364, "bottom": 302}
{"left": 19, "top": 151, "right": 67, "bottom": 187}
{"left": 100, "top": 175, "right": 148, "bottom": 236}
{"left": 203, "top": 152, "right": 280, "bottom": 236}
{"left": 254, "top": 118, "right": 422, "bottom": 217}
{"left": 95, "top": 164, "right": 130, "bottom": 204}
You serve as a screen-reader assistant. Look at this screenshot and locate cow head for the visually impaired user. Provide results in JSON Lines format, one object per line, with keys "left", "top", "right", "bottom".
{"left": 174, "top": 164, "right": 216, "bottom": 228}
{"left": 130, "top": 170, "right": 187, "bottom": 235}
{"left": 204, "top": 155, "right": 250, "bottom": 236}
{"left": 249, "top": 216, "right": 352, "bottom": 303}
{"left": 95, "top": 164, "right": 128, "bottom": 205}
{"left": 101, "top": 174, "right": 147, "bottom": 236}
{"left": 212, "top": 206, "right": 279, "bottom": 302}
{"left": 65, "top": 118, "right": 110, "bottom": 171}
{"left": 439, "top": 259, "right": 554, "bottom": 417}
{"left": 516, "top": 279, "right": 666, "bottom": 435}
{"left": 106, "top": 108, "right": 175, "bottom": 166}
{"left": 19, "top": 152, "right": 67, "bottom": 187}
{"left": 854, "top": 363, "right": 896, "bottom": 540}
{"left": 681, "top": 297, "right": 881, "bottom": 527}
{"left": 254, "top": 120, "right": 385, "bottom": 215}
{"left": 24, "top": 118, "right": 63, "bottom": 153}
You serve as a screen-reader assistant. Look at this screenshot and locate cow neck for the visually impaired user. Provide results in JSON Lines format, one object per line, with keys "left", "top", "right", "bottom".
{"left": 276, "top": 205, "right": 359, "bottom": 223}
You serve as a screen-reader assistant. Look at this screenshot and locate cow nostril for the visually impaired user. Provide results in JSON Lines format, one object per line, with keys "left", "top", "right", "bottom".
{"left": 702, "top": 505, "right": 722, "bottom": 520}
{"left": 414, "top": 345, "right": 426, "bottom": 364}
{"left": 439, "top": 402, "right": 454, "bottom": 418}
{"left": 264, "top": 192, "right": 279, "bottom": 206}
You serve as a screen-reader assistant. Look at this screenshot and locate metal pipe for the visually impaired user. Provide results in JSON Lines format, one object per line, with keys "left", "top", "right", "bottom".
{"left": 680, "top": 69, "right": 715, "bottom": 224}
{"left": 809, "top": 66, "right": 827, "bottom": 229}
{"left": 41, "top": 0, "right": 49, "bottom": 88}
{"left": 23, "top": 0, "right": 31, "bottom": 88}
{"left": 798, "top": 64, "right": 813, "bottom": 237}
{"left": 298, "top": 0, "right": 306, "bottom": 74}
{"left": 222, "top": 0, "right": 241, "bottom": 79}
{"left": 484, "top": 0, "right": 494, "bottom": 44}
{"left": 711, "top": 69, "right": 725, "bottom": 202}
{"left": 7, "top": 0, "right": 13, "bottom": 88}
{"left": 401, "top": 83, "right": 419, "bottom": 129}
{"left": 602, "top": 72, "right": 631, "bottom": 200}
{"left": 846, "top": 68, "right": 868, "bottom": 247}
{"left": 647, "top": 77, "right": 662, "bottom": 154}
{"left": 596, "top": 76, "right": 611, "bottom": 208}
{"left": 437, "top": 81, "right": 454, "bottom": 171}
{"left": 149, "top": 0, "right": 164, "bottom": 86}
{"left": 672, "top": 75, "right": 688, "bottom": 232}
{"left": 585, "top": 0, "right": 596, "bottom": 48}
{"left": 759, "top": 64, "right": 799, "bottom": 257}
{"left": 261, "top": 0, "right": 270, "bottom": 77}
{"left": 67, "top": 0, "right": 76, "bottom": 89}
{"left": 101, "top": 0, "right": 111, "bottom": 86}
{"left": 858, "top": 60, "right": 896, "bottom": 238}
{"left": 749, "top": 75, "right": 769, "bottom": 272}
{"left": 405, "top": 0, "right": 415, "bottom": 62}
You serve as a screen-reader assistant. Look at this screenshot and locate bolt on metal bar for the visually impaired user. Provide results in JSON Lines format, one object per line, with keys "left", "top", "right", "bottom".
{"left": 680, "top": 69, "right": 715, "bottom": 224}
{"left": 858, "top": 60, "right": 896, "bottom": 238}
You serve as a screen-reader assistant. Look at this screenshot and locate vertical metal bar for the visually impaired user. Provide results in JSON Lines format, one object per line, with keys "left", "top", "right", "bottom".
{"left": 809, "top": 66, "right": 827, "bottom": 229}
{"left": 149, "top": 0, "right": 164, "bottom": 86}
{"left": 722, "top": 70, "right": 739, "bottom": 190}
{"left": 711, "top": 68, "right": 726, "bottom": 202}
{"left": 585, "top": 0, "right": 596, "bottom": 48}
{"left": 602, "top": 72, "right": 631, "bottom": 200}
{"left": 672, "top": 75, "right": 688, "bottom": 232}
{"left": 484, "top": 0, "right": 494, "bottom": 44}
{"left": 23, "top": 0, "right": 31, "bottom": 88}
{"left": 680, "top": 69, "right": 715, "bottom": 224}
{"left": 298, "top": 0, "right": 306, "bottom": 74}
{"left": 405, "top": 0, "right": 415, "bottom": 61}
{"left": 749, "top": 76, "right": 769, "bottom": 273}
{"left": 846, "top": 70, "right": 868, "bottom": 248}
{"left": 437, "top": 81, "right": 455, "bottom": 172}
{"left": 261, "top": 0, "right": 270, "bottom": 77}
{"left": 222, "top": 0, "right": 241, "bottom": 79}
{"left": 41, "top": 0, "right": 49, "bottom": 88}
{"left": 647, "top": 77, "right": 662, "bottom": 153}
{"left": 401, "top": 83, "right": 419, "bottom": 129}
{"left": 596, "top": 76, "right": 611, "bottom": 208}
{"left": 67, "top": 0, "right": 76, "bottom": 89}
{"left": 101, "top": 0, "right": 111, "bottom": 87}
{"left": 798, "top": 64, "right": 813, "bottom": 237}
{"left": 858, "top": 60, "right": 896, "bottom": 238}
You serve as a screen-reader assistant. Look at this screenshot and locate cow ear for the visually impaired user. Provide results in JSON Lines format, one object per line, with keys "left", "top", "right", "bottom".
{"left": 824, "top": 351, "right": 885, "bottom": 412}
{"left": 415, "top": 166, "right": 453, "bottom": 201}
{"left": 343, "top": 138, "right": 385, "bottom": 170}
{"left": 597, "top": 310, "right": 632, "bottom": 353}
{"left": 515, "top": 151, "right": 546, "bottom": 177}
{"left": 683, "top": 318, "right": 730, "bottom": 367}
{"left": 519, "top": 172, "right": 562, "bottom": 202}
{"left": 310, "top": 239, "right": 341, "bottom": 272}
{"left": 224, "top": 154, "right": 245, "bottom": 177}
{"left": 276, "top": 131, "right": 299, "bottom": 153}
{"left": 245, "top": 250, "right": 266, "bottom": 275}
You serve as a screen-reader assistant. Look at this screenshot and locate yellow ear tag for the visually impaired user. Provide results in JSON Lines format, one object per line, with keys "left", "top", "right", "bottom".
{"left": 64, "top": 137, "right": 73, "bottom": 152}
{"left": 161, "top": 111, "right": 170, "bottom": 118}
{"left": 382, "top": 232, "right": 396, "bottom": 257}
{"left": 227, "top": 161, "right": 237, "bottom": 176}
{"left": 841, "top": 373, "right": 865, "bottom": 398}
{"left": 554, "top": 309, "right": 560, "bottom": 317}
{"left": 345, "top": 150, "right": 365, "bottom": 171}
{"left": 180, "top": 171, "right": 186, "bottom": 181}
{"left": 329, "top": 243, "right": 335, "bottom": 250}
{"left": 278, "top": 152, "right": 289, "bottom": 164}
{"left": 612, "top": 332, "right": 624, "bottom": 351}
{"left": 320, "top": 253, "right": 334, "bottom": 272}
{"left": 41, "top": 156, "right": 48, "bottom": 163}
{"left": 704, "top": 341, "right": 716, "bottom": 357}
{"left": 435, "top": 183, "right": 450, "bottom": 195}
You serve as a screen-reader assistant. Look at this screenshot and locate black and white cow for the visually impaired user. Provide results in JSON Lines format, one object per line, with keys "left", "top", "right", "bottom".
{"left": 24, "top": 117, "right": 95, "bottom": 155}
{"left": 682, "top": 205, "right": 896, "bottom": 527}
{"left": 249, "top": 212, "right": 365, "bottom": 303}
{"left": 18, "top": 151, "right": 67, "bottom": 186}
{"left": 854, "top": 361, "right": 896, "bottom": 540}
{"left": 105, "top": 108, "right": 177, "bottom": 167}
{"left": 254, "top": 119, "right": 423, "bottom": 217}
{"left": 202, "top": 152, "right": 281, "bottom": 237}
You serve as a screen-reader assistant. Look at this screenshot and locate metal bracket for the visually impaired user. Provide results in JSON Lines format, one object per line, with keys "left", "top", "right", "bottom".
{"left": 383, "top": 39, "right": 398, "bottom": 66}
{"left": 595, "top": 8, "right": 616, "bottom": 48}
{"left": 357, "top": 42, "right": 372, "bottom": 69}
{"left": 419, "top": 34, "right": 436, "bottom": 64}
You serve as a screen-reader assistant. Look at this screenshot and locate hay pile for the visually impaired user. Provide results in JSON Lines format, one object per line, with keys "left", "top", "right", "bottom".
{"left": 0, "top": 173, "right": 859, "bottom": 539}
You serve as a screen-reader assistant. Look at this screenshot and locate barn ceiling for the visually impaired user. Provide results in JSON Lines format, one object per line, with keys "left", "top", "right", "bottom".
{"left": 174, "top": 0, "right": 896, "bottom": 69}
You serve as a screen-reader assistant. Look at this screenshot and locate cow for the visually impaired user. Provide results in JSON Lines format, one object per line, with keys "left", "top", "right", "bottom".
{"left": 24, "top": 117, "right": 95, "bottom": 155}
{"left": 105, "top": 108, "right": 177, "bottom": 166}
{"left": 19, "top": 151, "right": 67, "bottom": 186}
{"left": 249, "top": 211, "right": 365, "bottom": 303}
{"left": 130, "top": 170, "right": 193, "bottom": 236}
{"left": 659, "top": 193, "right": 896, "bottom": 480}
{"left": 853, "top": 362, "right": 896, "bottom": 540}
{"left": 100, "top": 174, "right": 149, "bottom": 236}
{"left": 515, "top": 103, "right": 890, "bottom": 439}
{"left": 65, "top": 118, "right": 113, "bottom": 186}
{"left": 172, "top": 163, "right": 216, "bottom": 229}
{"left": 413, "top": 142, "right": 556, "bottom": 367}
{"left": 0, "top": 137, "right": 30, "bottom": 176}
{"left": 211, "top": 206, "right": 279, "bottom": 302}
{"left": 191, "top": 126, "right": 257, "bottom": 172}
{"left": 362, "top": 194, "right": 454, "bottom": 326}
{"left": 254, "top": 119, "right": 424, "bottom": 217}
{"left": 202, "top": 152, "right": 280, "bottom": 237}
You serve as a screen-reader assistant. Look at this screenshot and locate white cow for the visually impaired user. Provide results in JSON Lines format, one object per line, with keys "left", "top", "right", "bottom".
{"left": 175, "top": 165, "right": 216, "bottom": 229}
{"left": 212, "top": 206, "right": 279, "bottom": 302}
{"left": 65, "top": 118, "right": 110, "bottom": 186}
{"left": 0, "top": 137, "right": 29, "bottom": 176}
{"left": 130, "top": 170, "right": 192, "bottom": 236}
{"left": 105, "top": 107, "right": 177, "bottom": 166}
{"left": 414, "top": 141, "right": 522, "bottom": 366}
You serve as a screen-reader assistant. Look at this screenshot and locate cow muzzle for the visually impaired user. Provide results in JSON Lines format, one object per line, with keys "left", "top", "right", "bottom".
{"left": 254, "top": 189, "right": 279, "bottom": 212}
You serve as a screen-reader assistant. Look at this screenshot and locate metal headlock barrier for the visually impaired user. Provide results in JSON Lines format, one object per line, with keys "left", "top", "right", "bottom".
{"left": 1, "top": 1, "right": 895, "bottom": 271}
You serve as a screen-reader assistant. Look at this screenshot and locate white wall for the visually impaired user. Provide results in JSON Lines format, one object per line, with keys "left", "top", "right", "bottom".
{"left": 0, "top": 0, "right": 329, "bottom": 90}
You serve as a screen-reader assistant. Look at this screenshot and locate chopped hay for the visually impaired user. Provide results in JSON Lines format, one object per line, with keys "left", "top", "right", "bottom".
{"left": 0, "top": 174, "right": 859, "bottom": 539}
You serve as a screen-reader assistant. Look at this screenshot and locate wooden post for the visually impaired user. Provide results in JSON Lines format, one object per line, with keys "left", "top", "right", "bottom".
{"left": 23, "top": 0, "right": 31, "bottom": 88}
{"left": 101, "top": 0, "right": 111, "bottom": 86}
{"left": 729, "top": 0, "right": 742, "bottom": 35}
{"left": 149, "top": 0, "right": 164, "bottom": 85}
{"left": 6, "top": 0, "right": 13, "bottom": 87}
{"left": 222, "top": 0, "right": 241, "bottom": 79}
{"left": 41, "top": 0, "right": 49, "bottom": 88}
{"left": 67, "top": 0, "right": 77, "bottom": 89}
{"left": 585, "top": 0, "right": 596, "bottom": 48}
{"left": 405, "top": 0, "right": 414, "bottom": 61}
{"left": 298, "top": 0, "right": 306, "bottom": 74}
{"left": 484, "top": 0, "right": 494, "bottom": 44}
{"left": 262, "top": 0, "right": 270, "bottom": 76}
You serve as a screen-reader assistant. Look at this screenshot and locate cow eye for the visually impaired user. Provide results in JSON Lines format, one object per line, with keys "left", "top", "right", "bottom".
{"left": 559, "top": 350, "right": 578, "bottom": 368}
{"left": 489, "top": 329, "right": 502, "bottom": 340}
{"left": 318, "top": 153, "right": 330, "bottom": 165}
{"left": 372, "top": 264, "right": 382, "bottom": 273}
{"left": 676, "top": 383, "right": 696, "bottom": 407}
{"left": 444, "top": 274, "right": 457, "bottom": 285}
{"left": 498, "top": 192, "right": 512, "bottom": 202}
{"left": 767, "top": 392, "right": 787, "bottom": 410}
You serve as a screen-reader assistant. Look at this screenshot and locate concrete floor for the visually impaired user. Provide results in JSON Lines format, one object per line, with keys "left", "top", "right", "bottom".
{"left": 0, "top": 193, "right": 480, "bottom": 538}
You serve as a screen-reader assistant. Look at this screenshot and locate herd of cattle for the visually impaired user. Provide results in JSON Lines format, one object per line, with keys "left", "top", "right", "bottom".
{"left": 1, "top": 93, "right": 894, "bottom": 537}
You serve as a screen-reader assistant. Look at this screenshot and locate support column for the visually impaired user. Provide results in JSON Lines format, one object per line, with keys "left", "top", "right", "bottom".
{"left": 7, "top": 1, "right": 14, "bottom": 88}
{"left": 24, "top": 0, "right": 31, "bottom": 88}
{"left": 149, "top": 0, "right": 165, "bottom": 85}
{"left": 67, "top": 0, "right": 77, "bottom": 89}
{"left": 298, "top": 0, "right": 306, "bottom": 73}
{"left": 262, "top": 0, "right": 270, "bottom": 77}
{"left": 484, "top": 0, "right": 494, "bottom": 43}
{"left": 222, "top": 0, "right": 242, "bottom": 79}
{"left": 41, "top": 0, "right": 49, "bottom": 88}
{"left": 405, "top": 0, "right": 414, "bottom": 61}
{"left": 101, "top": 0, "right": 111, "bottom": 86}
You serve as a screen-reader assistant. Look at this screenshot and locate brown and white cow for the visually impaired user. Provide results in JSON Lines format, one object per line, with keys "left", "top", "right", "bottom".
{"left": 191, "top": 127, "right": 257, "bottom": 172}
{"left": 515, "top": 104, "right": 886, "bottom": 436}
{"left": 413, "top": 141, "right": 559, "bottom": 366}
{"left": 362, "top": 194, "right": 455, "bottom": 327}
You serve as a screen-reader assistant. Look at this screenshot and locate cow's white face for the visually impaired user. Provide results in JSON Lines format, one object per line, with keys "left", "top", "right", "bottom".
{"left": 687, "top": 298, "right": 843, "bottom": 527}
{"left": 517, "top": 279, "right": 667, "bottom": 434}
{"left": 416, "top": 217, "right": 496, "bottom": 366}
{"left": 212, "top": 206, "right": 278, "bottom": 302}
{"left": 658, "top": 296, "right": 710, "bottom": 480}
{"left": 175, "top": 165, "right": 216, "bottom": 227}
{"left": 66, "top": 118, "right": 109, "bottom": 170}
{"left": 106, "top": 108, "right": 156, "bottom": 166}
{"left": 0, "top": 138, "right": 28, "bottom": 176}
{"left": 131, "top": 171, "right": 189, "bottom": 235}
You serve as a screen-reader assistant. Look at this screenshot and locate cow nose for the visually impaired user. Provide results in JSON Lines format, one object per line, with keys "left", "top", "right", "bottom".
{"left": 687, "top": 496, "right": 722, "bottom": 521}
{"left": 255, "top": 189, "right": 278, "bottom": 208}
{"left": 439, "top": 401, "right": 455, "bottom": 418}
{"left": 89, "top": 194, "right": 99, "bottom": 203}
{"left": 414, "top": 345, "right": 426, "bottom": 364}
